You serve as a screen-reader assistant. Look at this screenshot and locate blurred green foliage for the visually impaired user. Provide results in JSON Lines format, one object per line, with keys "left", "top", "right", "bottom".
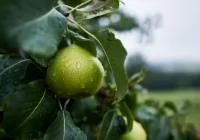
{"left": 126, "top": 53, "right": 200, "bottom": 90}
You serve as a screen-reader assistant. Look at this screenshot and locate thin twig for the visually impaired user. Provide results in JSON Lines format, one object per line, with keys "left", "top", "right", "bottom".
{"left": 58, "top": 98, "right": 63, "bottom": 110}
{"left": 55, "top": 0, "right": 91, "bottom": 15}
{"left": 54, "top": 4, "right": 74, "bottom": 10}
{"left": 66, "top": 17, "right": 99, "bottom": 43}
{"left": 64, "top": 99, "right": 70, "bottom": 110}
{"left": 67, "top": 0, "right": 92, "bottom": 14}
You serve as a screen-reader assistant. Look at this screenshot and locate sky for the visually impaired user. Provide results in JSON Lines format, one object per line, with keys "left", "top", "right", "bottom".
{"left": 114, "top": 0, "right": 200, "bottom": 64}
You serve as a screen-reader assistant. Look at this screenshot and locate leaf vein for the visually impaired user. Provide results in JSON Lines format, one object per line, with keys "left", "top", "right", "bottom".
{"left": 13, "top": 88, "right": 46, "bottom": 131}
{"left": 11, "top": 8, "right": 56, "bottom": 35}
{"left": 62, "top": 111, "right": 66, "bottom": 140}
{"left": 104, "top": 114, "right": 115, "bottom": 140}
{"left": 0, "top": 59, "right": 29, "bottom": 76}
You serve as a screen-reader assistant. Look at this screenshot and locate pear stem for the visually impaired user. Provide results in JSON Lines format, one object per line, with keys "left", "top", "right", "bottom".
{"left": 58, "top": 98, "right": 63, "bottom": 110}
{"left": 64, "top": 99, "right": 70, "bottom": 110}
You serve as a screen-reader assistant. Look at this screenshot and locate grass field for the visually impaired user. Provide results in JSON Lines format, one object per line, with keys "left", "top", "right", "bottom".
{"left": 138, "top": 89, "right": 200, "bottom": 126}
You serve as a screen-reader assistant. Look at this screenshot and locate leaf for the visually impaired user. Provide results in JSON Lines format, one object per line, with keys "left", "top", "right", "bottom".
{"left": 136, "top": 105, "right": 157, "bottom": 122}
{"left": 162, "top": 101, "right": 178, "bottom": 114}
{"left": 98, "top": 110, "right": 115, "bottom": 140}
{"left": 105, "top": 115, "right": 126, "bottom": 140}
{"left": 0, "top": 0, "right": 67, "bottom": 66}
{"left": 109, "top": 11, "right": 139, "bottom": 32}
{"left": 70, "top": 96, "right": 100, "bottom": 124}
{"left": 96, "top": 30, "right": 128, "bottom": 103}
{"left": 2, "top": 80, "right": 58, "bottom": 139}
{"left": 74, "top": 0, "right": 119, "bottom": 23}
{"left": 69, "top": 30, "right": 97, "bottom": 56}
{"left": 79, "top": 124, "right": 97, "bottom": 140}
{"left": 148, "top": 116, "right": 172, "bottom": 140}
{"left": 128, "top": 69, "right": 146, "bottom": 85}
{"left": 44, "top": 110, "right": 87, "bottom": 140}
{"left": 119, "top": 101, "right": 134, "bottom": 133}
{"left": 0, "top": 55, "right": 30, "bottom": 108}
{"left": 124, "top": 91, "right": 137, "bottom": 115}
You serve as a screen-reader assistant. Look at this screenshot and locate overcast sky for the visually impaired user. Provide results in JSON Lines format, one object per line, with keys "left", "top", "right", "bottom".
{"left": 114, "top": 0, "right": 200, "bottom": 64}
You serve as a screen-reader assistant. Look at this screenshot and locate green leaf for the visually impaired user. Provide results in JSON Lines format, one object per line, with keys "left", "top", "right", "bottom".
{"left": 0, "top": 55, "right": 30, "bottom": 109}
{"left": 136, "top": 105, "right": 157, "bottom": 122}
{"left": 96, "top": 30, "right": 128, "bottom": 103}
{"left": 109, "top": 11, "right": 139, "bottom": 32}
{"left": 124, "top": 91, "right": 137, "bottom": 115}
{"left": 98, "top": 110, "right": 115, "bottom": 140}
{"left": 162, "top": 101, "right": 178, "bottom": 114}
{"left": 119, "top": 101, "right": 134, "bottom": 133}
{"left": 44, "top": 110, "right": 87, "bottom": 140}
{"left": 105, "top": 115, "right": 126, "bottom": 140}
{"left": 69, "top": 30, "right": 97, "bottom": 56}
{"left": 161, "top": 101, "right": 178, "bottom": 116}
{"left": 2, "top": 80, "right": 58, "bottom": 140}
{"left": 70, "top": 96, "right": 100, "bottom": 124}
{"left": 148, "top": 116, "right": 172, "bottom": 140}
{"left": 128, "top": 69, "right": 146, "bottom": 85}
{"left": 0, "top": 0, "right": 67, "bottom": 66}
{"left": 79, "top": 124, "right": 97, "bottom": 140}
{"left": 74, "top": 0, "right": 119, "bottom": 23}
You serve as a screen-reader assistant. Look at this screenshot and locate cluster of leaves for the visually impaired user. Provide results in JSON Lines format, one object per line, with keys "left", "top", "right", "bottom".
{"left": 1, "top": 0, "right": 197, "bottom": 140}
{"left": 0, "top": 0, "right": 142, "bottom": 139}
{"left": 136, "top": 98, "right": 199, "bottom": 140}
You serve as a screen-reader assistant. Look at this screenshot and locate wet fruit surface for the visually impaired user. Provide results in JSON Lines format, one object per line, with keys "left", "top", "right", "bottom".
{"left": 46, "top": 44, "right": 104, "bottom": 99}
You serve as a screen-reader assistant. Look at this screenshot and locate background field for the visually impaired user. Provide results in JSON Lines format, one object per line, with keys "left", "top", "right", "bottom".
{"left": 138, "top": 89, "right": 200, "bottom": 126}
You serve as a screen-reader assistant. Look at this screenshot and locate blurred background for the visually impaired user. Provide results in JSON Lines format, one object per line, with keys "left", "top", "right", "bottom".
{"left": 113, "top": 0, "right": 200, "bottom": 127}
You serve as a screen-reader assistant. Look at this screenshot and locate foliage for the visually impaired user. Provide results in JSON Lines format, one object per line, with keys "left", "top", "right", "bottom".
{"left": 136, "top": 99, "right": 198, "bottom": 140}
{"left": 126, "top": 53, "right": 200, "bottom": 90}
{"left": 0, "top": 0, "right": 198, "bottom": 140}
